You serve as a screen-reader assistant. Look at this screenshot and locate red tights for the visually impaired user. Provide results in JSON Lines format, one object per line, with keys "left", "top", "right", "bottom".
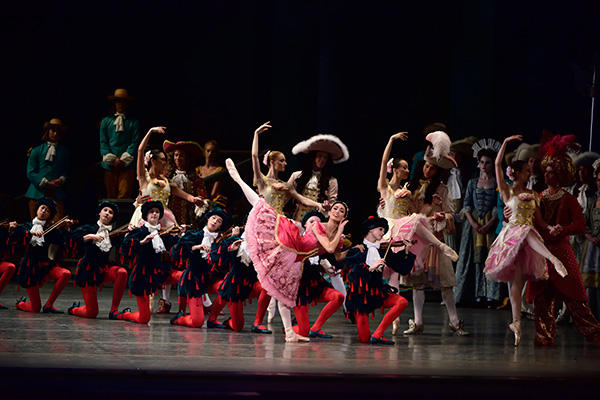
{"left": 118, "top": 295, "right": 151, "bottom": 324}
{"left": 0, "top": 261, "right": 16, "bottom": 294}
{"left": 293, "top": 288, "right": 344, "bottom": 336}
{"left": 355, "top": 294, "right": 408, "bottom": 343}
{"left": 225, "top": 283, "right": 271, "bottom": 331}
{"left": 172, "top": 296, "right": 205, "bottom": 328}
{"left": 16, "top": 266, "right": 71, "bottom": 312}
{"left": 70, "top": 266, "right": 127, "bottom": 318}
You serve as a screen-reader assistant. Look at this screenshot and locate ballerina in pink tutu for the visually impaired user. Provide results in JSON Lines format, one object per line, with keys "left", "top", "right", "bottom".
{"left": 225, "top": 158, "right": 347, "bottom": 342}
{"left": 484, "top": 134, "right": 566, "bottom": 346}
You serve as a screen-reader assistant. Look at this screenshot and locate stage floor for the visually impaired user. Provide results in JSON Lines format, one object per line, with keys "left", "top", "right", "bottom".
{"left": 1, "top": 284, "right": 599, "bottom": 380}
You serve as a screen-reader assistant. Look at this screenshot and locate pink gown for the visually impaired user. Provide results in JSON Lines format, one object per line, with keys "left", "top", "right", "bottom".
{"left": 484, "top": 191, "right": 565, "bottom": 282}
{"left": 245, "top": 199, "right": 342, "bottom": 307}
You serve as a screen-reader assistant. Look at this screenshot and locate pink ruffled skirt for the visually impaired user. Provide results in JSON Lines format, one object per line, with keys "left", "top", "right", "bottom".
{"left": 245, "top": 199, "right": 303, "bottom": 308}
{"left": 484, "top": 223, "right": 548, "bottom": 282}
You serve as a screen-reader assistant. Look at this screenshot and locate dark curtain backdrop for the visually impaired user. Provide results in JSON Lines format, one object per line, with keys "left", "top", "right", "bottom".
{"left": 1, "top": 1, "right": 599, "bottom": 229}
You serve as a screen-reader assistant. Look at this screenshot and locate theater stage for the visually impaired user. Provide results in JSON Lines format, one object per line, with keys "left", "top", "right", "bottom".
{"left": 1, "top": 285, "right": 598, "bottom": 399}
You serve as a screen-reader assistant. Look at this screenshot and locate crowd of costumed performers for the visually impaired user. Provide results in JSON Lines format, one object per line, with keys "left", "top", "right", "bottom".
{"left": 3, "top": 119, "right": 600, "bottom": 348}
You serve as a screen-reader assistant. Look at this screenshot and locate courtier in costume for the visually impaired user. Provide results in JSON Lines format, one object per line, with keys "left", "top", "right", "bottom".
{"left": 226, "top": 158, "right": 346, "bottom": 342}
{"left": 169, "top": 208, "right": 232, "bottom": 328}
{"left": 291, "top": 210, "right": 344, "bottom": 339}
{"left": 25, "top": 118, "right": 69, "bottom": 221}
{"left": 527, "top": 135, "right": 600, "bottom": 345}
{"left": 288, "top": 134, "right": 349, "bottom": 220}
{"left": 454, "top": 139, "right": 501, "bottom": 305}
{"left": 99, "top": 88, "right": 140, "bottom": 199}
{"left": 342, "top": 216, "right": 410, "bottom": 345}
{"left": 195, "top": 139, "right": 227, "bottom": 208}
{"left": 164, "top": 140, "right": 210, "bottom": 226}
{"left": 115, "top": 201, "right": 177, "bottom": 324}
{"left": 66, "top": 201, "right": 128, "bottom": 319}
{"left": 12, "top": 198, "right": 73, "bottom": 313}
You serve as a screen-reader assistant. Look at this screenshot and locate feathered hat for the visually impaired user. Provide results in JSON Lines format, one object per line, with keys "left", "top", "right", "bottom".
{"left": 424, "top": 131, "right": 457, "bottom": 169}
{"left": 291, "top": 134, "right": 349, "bottom": 164}
{"left": 539, "top": 132, "right": 578, "bottom": 187}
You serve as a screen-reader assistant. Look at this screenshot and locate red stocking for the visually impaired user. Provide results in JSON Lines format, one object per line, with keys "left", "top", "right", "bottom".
{"left": 17, "top": 286, "right": 42, "bottom": 312}
{"left": 119, "top": 295, "right": 151, "bottom": 324}
{"left": 44, "top": 266, "right": 71, "bottom": 309}
{"left": 293, "top": 305, "right": 310, "bottom": 336}
{"left": 172, "top": 296, "right": 205, "bottom": 328}
{"left": 0, "top": 261, "right": 16, "bottom": 295}
{"left": 227, "top": 301, "right": 244, "bottom": 331}
{"left": 355, "top": 312, "right": 371, "bottom": 343}
{"left": 104, "top": 266, "right": 127, "bottom": 312}
{"left": 252, "top": 284, "right": 271, "bottom": 327}
{"left": 70, "top": 286, "right": 99, "bottom": 318}
{"left": 372, "top": 294, "right": 408, "bottom": 338}
{"left": 311, "top": 288, "right": 344, "bottom": 332}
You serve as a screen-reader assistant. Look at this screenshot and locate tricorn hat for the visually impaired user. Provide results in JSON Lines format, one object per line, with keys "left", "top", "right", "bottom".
{"left": 163, "top": 140, "right": 204, "bottom": 161}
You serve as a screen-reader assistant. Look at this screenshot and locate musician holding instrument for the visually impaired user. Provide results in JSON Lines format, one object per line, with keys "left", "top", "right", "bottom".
{"left": 12, "top": 198, "right": 73, "bottom": 313}
{"left": 341, "top": 216, "right": 411, "bottom": 345}
{"left": 114, "top": 200, "right": 178, "bottom": 324}
{"left": 66, "top": 201, "right": 128, "bottom": 320}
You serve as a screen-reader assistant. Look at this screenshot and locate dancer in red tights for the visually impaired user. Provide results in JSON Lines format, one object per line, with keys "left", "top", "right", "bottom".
{"left": 170, "top": 208, "right": 231, "bottom": 328}
{"left": 67, "top": 201, "right": 128, "bottom": 319}
{"left": 206, "top": 225, "right": 272, "bottom": 334}
{"left": 293, "top": 210, "right": 344, "bottom": 339}
{"left": 0, "top": 220, "right": 17, "bottom": 309}
{"left": 12, "top": 198, "right": 73, "bottom": 313}
{"left": 115, "top": 200, "right": 177, "bottom": 323}
{"left": 343, "top": 216, "right": 411, "bottom": 345}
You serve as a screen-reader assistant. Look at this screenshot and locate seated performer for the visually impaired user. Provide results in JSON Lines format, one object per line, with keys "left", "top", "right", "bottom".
{"left": 292, "top": 210, "right": 345, "bottom": 339}
{"left": 12, "top": 198, "right": 73, "bottom": 313}
{"left": 67, "top": 201, "right": 128, "bottom": 319}
{"left": 343, "top": 216, "right": 411, "bottom": 345}
{"left": 169, "top": 208, "right": 232, "bottom": 328}
{"left": 115, "top": 200, "right": 177, "bottom": 324}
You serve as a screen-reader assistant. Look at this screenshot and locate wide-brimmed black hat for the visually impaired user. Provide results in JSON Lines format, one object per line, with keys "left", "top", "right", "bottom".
{"left": 204, "top": 207, "right": 232, "bottom": 232}
{"left": 97, "top": 201, "right": 119, "bottom": 220}
{"left": 141, "top": 200, "right": 164, "bottom": 220}
{"left": 35, "top": 197, "right": 57, "bottom": 220}
{"left": 301, "top": 209, "right": 327, "bottom": 228}
{"left": 360, "top": 215, "right": 389, "bottom": 237}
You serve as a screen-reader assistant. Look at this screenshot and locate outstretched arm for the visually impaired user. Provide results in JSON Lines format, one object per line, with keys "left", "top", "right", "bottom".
{"left": 496, "top": 135, "right": 522, "bottom": 202}
{"left": 251, "top": 121, "right": 271, "bottom": 189}
{"left": 288, "top": 187, "right": 323, "bottom": 211}
{"left": 378, "top": 132, "right": 407, "bottom": 193}
{"left": 311, "top": 220, "right": 348, "bottom": 254}
{"left": 136, "top": 126, "right": 166, "bottom": 187}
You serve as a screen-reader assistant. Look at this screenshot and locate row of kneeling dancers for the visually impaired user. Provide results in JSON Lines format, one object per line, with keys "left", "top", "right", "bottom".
{"left": 2, "top": 125, "right": 600, "bottom": 347}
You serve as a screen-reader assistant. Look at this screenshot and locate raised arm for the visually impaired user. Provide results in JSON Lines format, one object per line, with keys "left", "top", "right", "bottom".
{"left": 311, "top": 220, "right": 348, "bottom": 254}
{"left": 378, "top": 132, "right": 408, "bottom": 193}
{"left": 496, "top": 135, "right": 522, "bottom": 202}
{"left": 136, "top": 126, "right": 166, "bottom": 186}
{"left": 251, "top": 121, "right": 271, "bottom": 189}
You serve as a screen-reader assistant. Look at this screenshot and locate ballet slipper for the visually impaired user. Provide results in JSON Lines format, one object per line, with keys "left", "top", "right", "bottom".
{"left": 225, "top": 158, "right": 240, "bottom": 181}
{"left": 285, "top": 326, "right": 310, "bottom": 342}
{"left": 508, "top": 320, "right": 521, "bottom": 346}
{"left": 392, "top": 318, "right": 400, "bottom": 336}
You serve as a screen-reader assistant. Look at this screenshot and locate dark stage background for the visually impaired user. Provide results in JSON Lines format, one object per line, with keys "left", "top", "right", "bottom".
{"left": 1, "top": 1, "right": 599, "bottom": 231}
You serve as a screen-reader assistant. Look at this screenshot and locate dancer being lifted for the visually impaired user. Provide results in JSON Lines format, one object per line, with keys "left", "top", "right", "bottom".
{"left": 226, "top": 157, "right": 346, "bottom": 342}
{"left": 484, "top": 135, "right": 566, "bottom": 346}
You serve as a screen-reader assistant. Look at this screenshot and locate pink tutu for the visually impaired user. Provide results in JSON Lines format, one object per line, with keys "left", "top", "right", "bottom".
{"left": 387, "top": 213, "right": 431, "bottom": 272}
{"left": 484, "top": 223, "right": 548, "bottom": 282}
{"left": 245, "top": 199, "right": 326, "bottom": 307}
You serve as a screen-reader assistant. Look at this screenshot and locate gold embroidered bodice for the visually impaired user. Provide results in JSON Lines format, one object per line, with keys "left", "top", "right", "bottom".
{"left": 381, "top": 183, "right": 412, "bottom": 218}
{"left": 259, "top": 174, "right": 291, "bottom": 215}
{"left": 507, "top": 190, "right": 539, "bottom": 226}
